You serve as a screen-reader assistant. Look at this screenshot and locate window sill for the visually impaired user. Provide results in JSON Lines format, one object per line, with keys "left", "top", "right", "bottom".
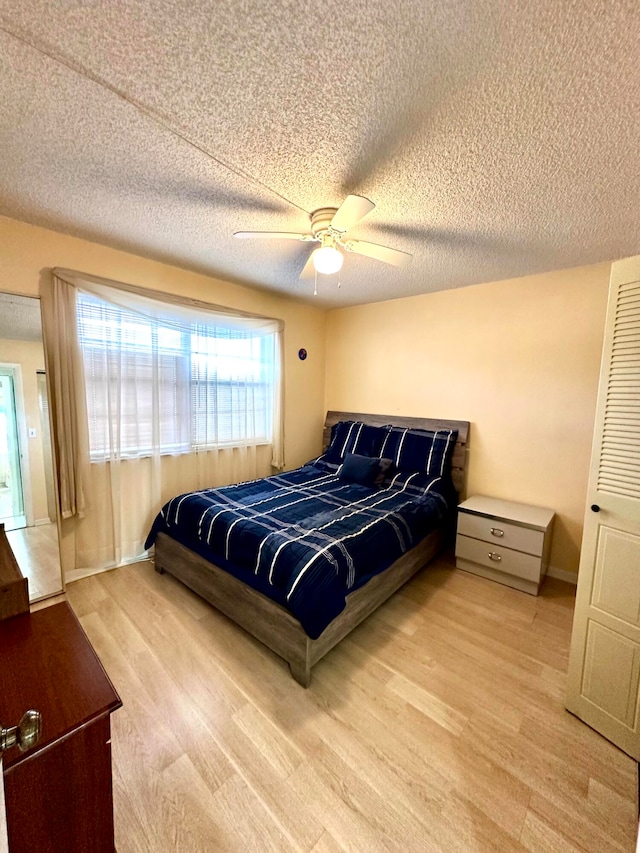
{"left": 89, "top": 439, "right": 272, "bottom": 464}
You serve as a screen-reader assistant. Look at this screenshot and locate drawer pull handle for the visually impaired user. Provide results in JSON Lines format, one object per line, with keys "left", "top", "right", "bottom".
{"left": 0, "top": 709, "right": 42, "bottom": 754}
{"left": 490, "top": 528, "right": 504, "bottom": 537}
{"left": 488, "top": 552, "right": 502, "bottom": 562}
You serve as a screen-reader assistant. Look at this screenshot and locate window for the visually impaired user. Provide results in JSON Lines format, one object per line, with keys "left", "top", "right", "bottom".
{"left": 76, "top": 292, "right": 277, "bottom": 459}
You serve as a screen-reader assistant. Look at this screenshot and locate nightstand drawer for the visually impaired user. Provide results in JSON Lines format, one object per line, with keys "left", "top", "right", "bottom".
{"left": 456, "top": 534, "right": 542, "bottom": 583}
{"left": 457, "top": 511, "right": 545, "bottom": 556}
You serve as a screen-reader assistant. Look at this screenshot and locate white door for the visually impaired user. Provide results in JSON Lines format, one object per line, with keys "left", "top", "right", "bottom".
{"left": 566, "top": 254, "right": 640, "bottom": 760}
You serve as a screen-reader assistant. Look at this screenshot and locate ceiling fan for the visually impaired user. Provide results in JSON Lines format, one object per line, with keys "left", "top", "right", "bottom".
{"left": 234, "top": 195, "right": 412, "bottom": 280}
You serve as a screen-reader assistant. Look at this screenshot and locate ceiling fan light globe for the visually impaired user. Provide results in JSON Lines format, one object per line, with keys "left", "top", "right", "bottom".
{"left": 312, "top": 246, "right": 344, "bottom": 275}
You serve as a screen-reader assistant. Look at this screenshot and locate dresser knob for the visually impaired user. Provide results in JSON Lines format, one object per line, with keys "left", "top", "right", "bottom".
{"left": 488, "top": 552, "right": 502, "bottom": 562}
{"left": 490, "top": 528, "right": 504, "bottom": 537}
{"left": 591, "top": 504, "right": 600, "bottom": 513}
{"left": 0, "top": 709, "right": 42, "bottom": 754}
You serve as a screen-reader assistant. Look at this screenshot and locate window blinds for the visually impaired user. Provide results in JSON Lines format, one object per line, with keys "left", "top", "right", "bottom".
{"left": 76, "top": 291, "right": 278, "bottom": 460}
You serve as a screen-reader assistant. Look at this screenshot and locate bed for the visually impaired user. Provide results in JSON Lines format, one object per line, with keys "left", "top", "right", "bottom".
{"left": 147, "top": 411, "right": 470, "bottom": 686}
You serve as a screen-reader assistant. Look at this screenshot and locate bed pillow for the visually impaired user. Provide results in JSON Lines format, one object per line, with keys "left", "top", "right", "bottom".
{"left": 338, "top": 453, "right": 381, "bottom": 487}
{"left": 319, "top": 421, "right": 388, "bottom": 465}
{"left": 349, "top": 423, "right": 388, "bottom": 458}
{"left": 386, "top": 470, "right": 452, "bottom": 505}
{"left": 379, "top": 427, "right": 458, "bottom": 476}
{"left": 375, "top": 457, "right": 395, "bottom": 485}
{"left": 321, "top": 420, "right": 356, "bottom": 463}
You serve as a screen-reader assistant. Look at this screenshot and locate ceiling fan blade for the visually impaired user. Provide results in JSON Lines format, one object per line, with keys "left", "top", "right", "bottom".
{"left": 330, "top": 195, "right": 375, "bottom": 233}
{"left": 345, "top": 239, "right": 412, "bottom": 267}
{"left": 299, "top": 252, "right": 317, "bottom": 280}
{"left": 234, "top": 231, "right": 314, "bottom": 241}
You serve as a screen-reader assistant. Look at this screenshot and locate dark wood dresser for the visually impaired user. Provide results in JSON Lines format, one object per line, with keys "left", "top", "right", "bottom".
{"left": 0, "top": 602, "right": 122, "bottom": 852}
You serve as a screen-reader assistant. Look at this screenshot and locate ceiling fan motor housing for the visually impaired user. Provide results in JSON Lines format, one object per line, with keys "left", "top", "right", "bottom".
{"left": 310, "top": 207, "right": 339, "bottom": 238}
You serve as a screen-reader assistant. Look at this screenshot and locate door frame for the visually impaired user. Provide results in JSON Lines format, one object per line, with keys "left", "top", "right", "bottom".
{"left": 0, "top": 364, "right": 33, "bottom": 528}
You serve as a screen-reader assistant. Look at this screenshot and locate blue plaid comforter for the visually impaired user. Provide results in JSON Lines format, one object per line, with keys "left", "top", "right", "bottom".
{"left": 145, "top": 463, "right": 454, "bottom": 638}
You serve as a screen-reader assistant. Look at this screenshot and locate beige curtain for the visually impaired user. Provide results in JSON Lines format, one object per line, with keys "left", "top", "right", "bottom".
{"left": 271, "top": 329, "right": 285, "bottom": 469}
{"left": 40, "top": 274, "right": 91, "bottom": 519}
{"left": 42, "top": 270, "right": 284, "bottom": 581}
{"left": 64, "top": 445, "right": 273, "bottom": 579}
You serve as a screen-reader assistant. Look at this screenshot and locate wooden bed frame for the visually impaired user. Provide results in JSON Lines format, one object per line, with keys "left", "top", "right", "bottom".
{"left": 154, "top": 411, "right": 470, "bottom": 686}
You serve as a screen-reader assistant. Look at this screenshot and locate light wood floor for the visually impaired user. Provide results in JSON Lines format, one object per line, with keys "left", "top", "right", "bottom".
{"left": 65, "top": 553, "right": 638, "bottom": 853}
{"left": 7, "top": 521, "right": 62, "bottom": 600}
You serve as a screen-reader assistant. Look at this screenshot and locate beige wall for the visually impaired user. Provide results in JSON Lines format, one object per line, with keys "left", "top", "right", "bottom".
{"left": 0, "top": 214, "right": 327, "bottom": 575}
{"left": 0, "top": 338, "right": 49, "bottom": 523}
{"left": 325, "top": 264, "right": 611, "bottom": 576}
{"left": 0, "top": 213, "right": 612, "bottom": 577}
{"left": 0, "top": 215, "right": 327, "bottom": 471}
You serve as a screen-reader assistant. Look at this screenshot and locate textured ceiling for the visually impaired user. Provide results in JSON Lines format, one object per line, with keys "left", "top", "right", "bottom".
{"left": 0, "top": 293, "right": 43, "bottom": 341}
{"left": 0, "top": 1, "right": 638, "bottom": 308}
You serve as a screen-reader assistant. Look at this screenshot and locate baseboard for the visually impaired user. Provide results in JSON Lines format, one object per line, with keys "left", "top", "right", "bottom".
{"left": 34, "top": 517, "right": 53, "bottom": 526}
{"left": 64, "top": 565, "right": 116, "bottom": 585}
{"left": 64, "top": 554, "right": 151, "bottom": 585}
{"left": 546, "top": 565, "right": 578, "bottom": 585}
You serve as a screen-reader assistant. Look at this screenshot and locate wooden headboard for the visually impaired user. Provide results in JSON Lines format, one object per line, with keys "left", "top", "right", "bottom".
{"left": 323, "top": 411, "right": 470, "bottom": 498}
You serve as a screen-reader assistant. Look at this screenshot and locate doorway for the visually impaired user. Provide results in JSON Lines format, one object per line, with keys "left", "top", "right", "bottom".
{"left": 0, "top": 293, "right": 63, "bottom": 602}
{"left": 0, "top": 368, "right": 26, "bottom": 530}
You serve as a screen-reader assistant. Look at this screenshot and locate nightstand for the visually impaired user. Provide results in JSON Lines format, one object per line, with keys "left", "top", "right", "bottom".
{"left": 455, "top": 495, "right": 555, "bottom": 595}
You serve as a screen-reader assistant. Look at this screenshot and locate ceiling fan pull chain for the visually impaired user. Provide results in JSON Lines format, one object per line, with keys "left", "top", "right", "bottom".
{"left": 337, "top": 268, "right": 341, "bottom": 289}
{"left": 314, "top": 268, "right": 318, "bottom": 297}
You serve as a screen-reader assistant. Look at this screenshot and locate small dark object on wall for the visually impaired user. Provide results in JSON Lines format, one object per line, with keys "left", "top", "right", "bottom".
{"left": 298, "top": 348, "right": 308, "bottom": 361}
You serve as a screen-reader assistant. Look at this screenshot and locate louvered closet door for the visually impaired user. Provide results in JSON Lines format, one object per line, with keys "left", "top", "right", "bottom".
{"left": 566, "top": 255, "right": 640, "bottom": 759}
